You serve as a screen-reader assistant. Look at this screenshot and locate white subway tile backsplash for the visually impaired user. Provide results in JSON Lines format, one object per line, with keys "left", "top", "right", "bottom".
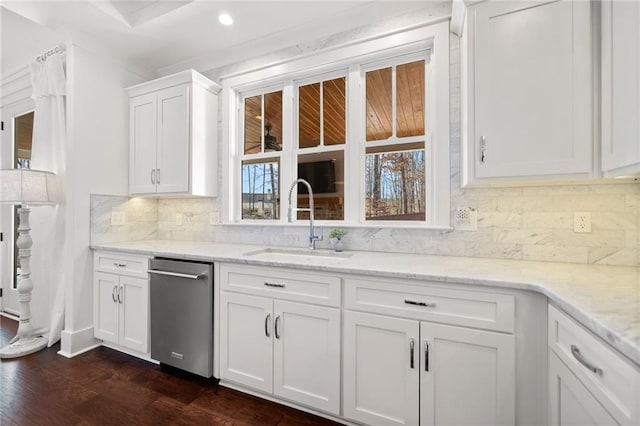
{"left": 523, "top": 245, "right": 588, "bottom": 264}
{"left": 590, "top": 248, "right": 638, "bottom": 266}
{"left": 494, "top": 228, "right": 552, "bottom": 245}
{"left": 553, "top": 194, "right": 626, "bottom": 212}
{"left": 497, "top": 196, "right": 555, "bottom": 213}
{"left": 521, "top": 212, "right": 572, "bottom": 229}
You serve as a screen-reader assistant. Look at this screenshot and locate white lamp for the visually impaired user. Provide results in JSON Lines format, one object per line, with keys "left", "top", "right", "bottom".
{"left": 0, "top": 169, "right": 59, "bottom": 358}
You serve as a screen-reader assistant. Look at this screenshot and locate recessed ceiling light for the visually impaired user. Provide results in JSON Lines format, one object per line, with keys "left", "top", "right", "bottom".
{"left": 218, "top": 13, "right": 233, "bottom": 26}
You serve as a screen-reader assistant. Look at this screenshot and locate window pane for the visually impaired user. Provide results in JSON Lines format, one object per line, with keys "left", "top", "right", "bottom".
{"left": 366, "top": 67, "right": 392, "bottom": 141}
{"left": 242, "top": 160, "right": 279, "bottom": 220}
{"left": 296, "top": 151, "right": 344, "bottom": 221}
{"left": 244, "top": 95, "right": 262, "bottom": 154}
{"left": 264, "top": 91, "right": 283, "bottom": 151}
{"left": 299, "top": 83, "right": 320, "bottom": 148}
{"left": 396, "top": 61, "right": 425, "bottom": 137}
{"left": 15, "top": 111, "right": 34, "bottom": 168}
{"left": 365, "top": 145, "right": 425, "bottom": 221}
{"left": 323, "top": 77, "right": 346, "bottom": 146}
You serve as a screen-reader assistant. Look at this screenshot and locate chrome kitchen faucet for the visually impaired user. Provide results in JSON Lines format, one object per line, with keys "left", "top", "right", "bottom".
{"left": 287, "top": 178, "right": 322, "bottom": 250}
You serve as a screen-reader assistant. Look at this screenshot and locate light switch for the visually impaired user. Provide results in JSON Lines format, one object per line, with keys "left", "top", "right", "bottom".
{"left": 111, "top": 211, "right": 126, "bottom": 226}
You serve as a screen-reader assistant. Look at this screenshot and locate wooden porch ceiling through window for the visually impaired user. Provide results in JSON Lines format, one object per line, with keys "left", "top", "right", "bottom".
{"left": 243, "top": 60, "right": 424, "bottom": 154}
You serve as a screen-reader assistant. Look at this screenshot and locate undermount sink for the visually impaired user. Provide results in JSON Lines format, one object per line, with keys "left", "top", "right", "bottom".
{"left": 243, "top": 247, "right": 352, "bottom": 260}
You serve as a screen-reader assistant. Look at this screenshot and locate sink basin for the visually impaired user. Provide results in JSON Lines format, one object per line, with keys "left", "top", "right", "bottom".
{"left": 243, "top": 247, "right": 352, "bottom": 260}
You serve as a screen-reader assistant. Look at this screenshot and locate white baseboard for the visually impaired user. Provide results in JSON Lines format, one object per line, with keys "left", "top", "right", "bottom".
{"left": 58, "top": 326, "right": 101, "bottom": 358}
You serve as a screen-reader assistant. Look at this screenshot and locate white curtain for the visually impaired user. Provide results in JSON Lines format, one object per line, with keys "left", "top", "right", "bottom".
{"left": 29, "top": 50, "right": 68, "bottom": 346}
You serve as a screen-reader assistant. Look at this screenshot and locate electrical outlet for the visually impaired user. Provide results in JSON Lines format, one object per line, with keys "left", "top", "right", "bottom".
{"left": 455, "top": 207, "right": 478, "bottom": 231}
{"left": 176, "top": 213, "right": 183, "bottom": 226}
{"left": 574, "top": 212, "right": 591, "bottom": 233}
{"left": 209, "top": 212, "right": 220, "bottom": 225}
{"left": 111, "top": 211, "right": 126, "bottom": 226}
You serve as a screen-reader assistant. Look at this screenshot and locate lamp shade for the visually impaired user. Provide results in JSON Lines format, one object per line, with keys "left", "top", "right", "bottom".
{"left": 0, "top": 169, "right": 59, "bottom": 205}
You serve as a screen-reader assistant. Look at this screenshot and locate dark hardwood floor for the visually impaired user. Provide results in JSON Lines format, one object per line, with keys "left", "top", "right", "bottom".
{"left": 0, "top": 316, "right": 342, "bottom": 426}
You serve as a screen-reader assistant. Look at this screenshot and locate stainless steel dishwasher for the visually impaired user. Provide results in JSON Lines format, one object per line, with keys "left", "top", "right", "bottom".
{"left": 148, "top": 258, "right": 214, "bottom": 378}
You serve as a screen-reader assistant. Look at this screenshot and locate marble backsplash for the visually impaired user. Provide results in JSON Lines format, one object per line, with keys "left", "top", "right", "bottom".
{"left": 90, "top": 181, "right": 639, "bottom": 267}
{"left": 90, "top": 195, "right": 158, "bottom": 245}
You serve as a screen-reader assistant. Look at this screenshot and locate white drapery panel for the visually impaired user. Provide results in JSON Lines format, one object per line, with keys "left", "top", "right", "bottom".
{"left": 29, "top": 50, "right": 68, "bottom": 346}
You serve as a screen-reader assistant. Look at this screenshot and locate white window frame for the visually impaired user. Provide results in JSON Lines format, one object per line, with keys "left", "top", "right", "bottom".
{"left": 238, "top": 83, "right": 286, "bottom": 223}
{"left": 293, "top": 69, "right": 350, "bottom": 221}
{"left": 221, "top": 21, "right": 450, "bottom": 228}
{"left": 359, "top": 51, "right": 431, "bottom": 225}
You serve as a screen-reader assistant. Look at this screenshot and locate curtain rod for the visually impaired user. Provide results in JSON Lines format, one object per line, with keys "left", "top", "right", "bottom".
{"left": 35, "top": 44, "right": 67, "bottom": 64}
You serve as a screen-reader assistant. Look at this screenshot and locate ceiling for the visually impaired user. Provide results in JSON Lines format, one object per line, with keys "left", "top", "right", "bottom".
{"left": 1, "top": 1, "right": 443, "bottom": 76}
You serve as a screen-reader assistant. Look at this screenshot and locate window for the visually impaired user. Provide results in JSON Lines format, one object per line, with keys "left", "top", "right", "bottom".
{"left": 240, "top": 89, "right": 282, "bottom": 220}
{"left": 295, "top": 74, "right": 347, "bottom": 221}
{"left": 364, "top": 59, "right": 426, "bottom": 221}
{"left": 226, "top": 22, "right": 450, "bottom": 227}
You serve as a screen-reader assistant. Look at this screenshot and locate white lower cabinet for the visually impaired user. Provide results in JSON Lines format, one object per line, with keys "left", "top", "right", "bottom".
{"left": 93, "top": 270, "right": 149, "bottom": 354}
{"left": 343, "top": 311, "right": 515, "bottom": 426}
{"left": 93, "top": 251, "right": 150, "bottom": 354}
{"left": 548, "top": 305, "right": 640, "bottom": 425}
{"left": 220, "top": 291, "right": 341, "bottom": 415}
{"left": 549, "top": 351, "right": 618, "bottom": 425}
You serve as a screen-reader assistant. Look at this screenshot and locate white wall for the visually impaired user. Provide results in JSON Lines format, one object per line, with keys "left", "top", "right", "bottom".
{"left": 60, "top": 44, "right": 147, "bottom": 355}
{"left": 0, "top": 7, "right": 65, "bottom": 76}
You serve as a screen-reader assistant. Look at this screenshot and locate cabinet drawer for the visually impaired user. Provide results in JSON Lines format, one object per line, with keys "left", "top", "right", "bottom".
{"left": 548, "top": 304, "right": 639, "bottom": 425}
{"left": 344, "top": 277, "right": 515, "bottom": 333}
{"left": 220, "top": 264, "right": 340, "bottom": 307}
{"left": 94, "top": 251, "right": 150, "bottom": 278}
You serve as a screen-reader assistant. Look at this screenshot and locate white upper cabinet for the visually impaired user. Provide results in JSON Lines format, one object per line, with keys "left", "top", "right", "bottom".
{"left": 601, "top": 0, "right": 640, "bottom": 177}
{"left": 463, "top": 0, "right": 593, "bottom": 185}
{"left": 126, "top": 70, "right": 220, "bottom": 196}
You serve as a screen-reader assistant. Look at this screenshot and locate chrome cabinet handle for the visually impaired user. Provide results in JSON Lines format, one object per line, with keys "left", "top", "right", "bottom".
{"left": 112, "top": 285, "right": 117, "bottom": 303}
{"left": 113, "top": 262, "right": 126, "bottom": 268}
{"left": 480, "top": 136, "right": 487, "bottom": 163}
{"left": 409, "top": 338, "right": 415, "bottom": 369}
{"left": 571, "top": 345, "right": 603, "bottom": 375}
{"left": 404, "top": 299, "right": 436, "bottom": 308}
{"left": 117, "top": 286, "right": 123, "bottom": 304}
{"left": 274, "top": 315, "right": 281, "bottom": 339}
{"left": 151, "top": 169, "right": 155, "bottom": 184}
{"left": 425, "top": 340, "right": 430, "bottom": 372}
{"left": 265, "top": 313, "right": 271, "bottom": 338}
{"left": 156, "top": 169, "right": 160, "bottom": 184}
{"left": 264, "top": 282, "right": 285, "bottom": 288}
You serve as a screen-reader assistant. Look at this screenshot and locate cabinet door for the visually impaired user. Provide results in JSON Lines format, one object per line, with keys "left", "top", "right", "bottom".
{"left": 420, "top": 322, "right": 515, "bottom": 426}
{"left": 549, "top": 351, "right": 619, "bottom": 425}
{"left": 93, "top": 272, "right": 119, "bottom": 344}
{"left": 156, "top": 85, "right": 190, "bottom": 194}
{"left": 129, "top": 93, "right": 158, "bottom": 194}
{"left": 119, "top": 276, "right": 149, "bottom": 353}
{"left": 220, "top": 292, "right": 273, "bottom": 393}
{"left": 273, "top": 301, "right": 340, "bottom": 415}
{"left": 471, "top": 0, "right": 591, "bottom": 180}
{"left": 343, "top": 311, "right": 419, "bottom": 426}
{"left": 601, "top": 0, "right": 640, "bottom": 176}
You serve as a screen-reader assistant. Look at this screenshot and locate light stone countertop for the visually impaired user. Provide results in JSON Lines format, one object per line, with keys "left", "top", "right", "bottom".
{"left": 92, "top": 239, "right": 640, "bottom": 366}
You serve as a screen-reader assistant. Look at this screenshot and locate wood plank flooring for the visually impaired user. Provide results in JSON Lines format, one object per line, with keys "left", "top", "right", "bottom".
{"left": 0, "top": 316, "right": 343, "bottom": 425}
